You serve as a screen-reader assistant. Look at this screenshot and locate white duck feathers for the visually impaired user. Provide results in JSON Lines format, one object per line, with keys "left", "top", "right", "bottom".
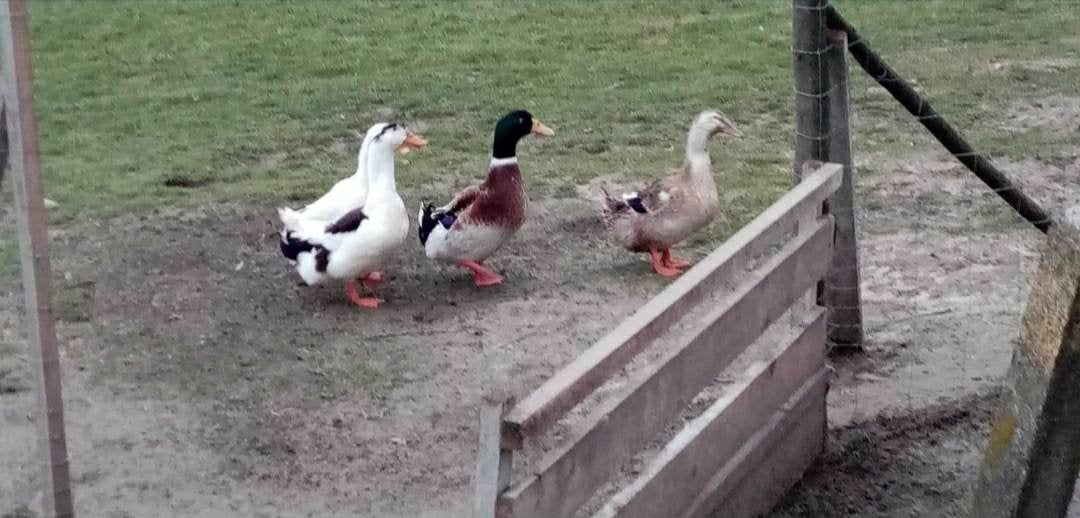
{"left": 294, "top": 124, "right": 382, "bottom": 223}
{"left": 278, "top": 123, "right": 421, "bottom": 286}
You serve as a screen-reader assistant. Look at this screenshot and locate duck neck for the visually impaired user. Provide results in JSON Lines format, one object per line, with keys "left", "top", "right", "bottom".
{"left": 685, "top": 125, "right": 712, "bottom": 170}
{"left": 356, "top": 139, "right": 373, "bottom": 194}
{"left": 492, "top": 122, "right": 524, "bottom": 160}
{"left": 364, "top": 144, "right": 397, "bottom": 200}
{"left": 353, "top": 140, "right": 369, "bottom": 179}
{"left": 492, "top": 140, "right": 519, "bottom": 160}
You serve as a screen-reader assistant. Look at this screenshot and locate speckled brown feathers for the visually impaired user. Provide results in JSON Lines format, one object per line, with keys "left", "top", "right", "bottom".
{"left": 599, "top": 109, "right": 740, "bottom": 256}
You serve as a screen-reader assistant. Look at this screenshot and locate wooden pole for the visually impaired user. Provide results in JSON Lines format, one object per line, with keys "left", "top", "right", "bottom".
{"left": 822, "top": 29, "right": 863, "bottom": 349}
{"left": 825, "top": 6, "right": 1053, "bottom": 234}
{"left": 792, "top": 0, "right": 830, "bottom": 328}
{"left": 1, "top": 103, "right": 9, "bottom": 185}
{"left": 792, "top": 0, "right": 830, "bottom": 181}
{"left": 1013, "top": 207, "right": 1080, "bottom": 517}
{"left": 471, "top": 399, "right": 514, "bottom": 518}
{"left": 1, "top": 1, "right": 75, "bottom": 516}
{"left": 970, "top": 206, "right": 1080, "bottom": 518}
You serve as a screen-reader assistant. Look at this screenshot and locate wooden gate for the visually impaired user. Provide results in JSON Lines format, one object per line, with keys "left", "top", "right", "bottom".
{"left": 473, "top": 162, "right": 843, "bottom": 518}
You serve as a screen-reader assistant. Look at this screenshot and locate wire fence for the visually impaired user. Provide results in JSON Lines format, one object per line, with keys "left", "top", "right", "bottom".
{"left": 793, "top": 0, "right": 1080, "bottom": 470}
{"left": 787, "top": 2, "right": 1080, "bottom": 515}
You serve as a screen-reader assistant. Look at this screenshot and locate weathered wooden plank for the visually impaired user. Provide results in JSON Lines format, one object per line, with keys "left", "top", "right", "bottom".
{"left": 474, "top": 400, "right": 517, "bottom": 518}
{"left": 680, "top": 368, "right": 829, "bottom": 518}
{"left": 472, "top": 402, "right": 506, "bottom": 518}
{"left": 594, "top": 309, "right": 827, "bottom": 518}
{"left": 498, "top": 217, "right": 834, "bottom": 518}
{"left": 501, "top": 164, "right": 843, "bottom": 449}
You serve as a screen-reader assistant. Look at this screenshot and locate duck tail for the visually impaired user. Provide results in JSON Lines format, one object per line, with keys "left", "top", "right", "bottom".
{"left": 602, "top": 185, "right": 624, "bottom": 201}
{"left": 598, "top": 184, "right": 629, "bottom": 217}
{"left": 417, "top": 201, "right": 440, "bottom": 246}
{"left": 277, "top": 207, "right": 312, "bottom": 262}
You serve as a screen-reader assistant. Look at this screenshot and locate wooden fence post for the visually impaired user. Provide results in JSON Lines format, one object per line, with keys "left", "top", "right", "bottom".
{"left": 792, "top": 0, "right": 831, "bottom": 330}
{"left": 792, "top": 0, "right": 830, "bottom": 181}
{"left": 970, "top": 205, "right": 1080, "bottom": 518}
{"left": 1, "top": 0, "right": 75, "bottom": 516}
{"left": 822, "top": 29, "right": 863, "bottom": 349}
{"left": 1, "top": 102, "right": 8, "bottom": 186}
{"left": 472, "top": 399, "right": 513, "bottom": 518}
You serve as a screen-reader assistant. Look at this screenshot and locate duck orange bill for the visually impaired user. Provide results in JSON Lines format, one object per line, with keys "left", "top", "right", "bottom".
{"left": 531, "top": 119, "right": 555, "bottom": 136}
{"left": 398, "top": 132, "right": 428, "bottom": 155}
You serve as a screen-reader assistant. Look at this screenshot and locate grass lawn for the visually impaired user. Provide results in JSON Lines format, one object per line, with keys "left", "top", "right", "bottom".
{"left": 23, "top": 0, "right": 1080, "bottom": 230}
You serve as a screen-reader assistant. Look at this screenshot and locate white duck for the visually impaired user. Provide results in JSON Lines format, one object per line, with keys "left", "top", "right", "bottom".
{"left": 278, "top": 123, "right": 425, "bottom": 308}
{"left": 294, "top": 123, "right": 381, "bottom": 223}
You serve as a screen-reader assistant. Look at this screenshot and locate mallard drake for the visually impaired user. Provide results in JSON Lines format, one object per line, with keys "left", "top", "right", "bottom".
{"left": 600, "top": 110, "right": 741, "bottom": 277}
{"left": 278, "top": 123, "right": 426, "bottom": 308}
{"left": 417, "top": 110, "right": 554, "bottom": 287}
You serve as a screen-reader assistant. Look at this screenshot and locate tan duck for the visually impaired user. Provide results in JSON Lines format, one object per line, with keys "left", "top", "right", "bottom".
{"left": 600, "top": 110, "right": 741, "bottom": 277}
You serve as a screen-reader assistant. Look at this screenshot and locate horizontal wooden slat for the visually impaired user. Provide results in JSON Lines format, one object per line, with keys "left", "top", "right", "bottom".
{"left": 594, "top": 308, "right": 827, "bottom": 518}
{"left": 680, "top": 368, "right": 829, "bottom": 518}
{"left": 501, "top": 163, "right": 843, "bottom": 449}
{"left": 498, "top": 217, "right": 834, "bottom": 518}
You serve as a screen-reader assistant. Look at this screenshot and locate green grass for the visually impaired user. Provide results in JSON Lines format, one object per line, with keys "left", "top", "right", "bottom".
{"left": 24, "top": 0, "right": 1080, "bottom": 229}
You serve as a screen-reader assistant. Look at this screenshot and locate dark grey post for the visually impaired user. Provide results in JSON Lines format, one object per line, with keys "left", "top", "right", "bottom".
{"left": 1, "top": 103, "right": 8, "bottom": 187}
{"left": 792, "top": 0, "right": 830, "bottom": 181}
{"left": 822, "top": 29, "right": 863, "bottom": 349}
{"left": 792, "top": 0, "right": 836, "bottom": 333}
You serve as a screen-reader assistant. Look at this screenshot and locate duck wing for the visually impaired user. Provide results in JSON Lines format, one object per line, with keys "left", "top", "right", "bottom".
{"left": 418, "top": 186, "right": 481, "bottom": 246}
{"left": 603, "top": 175, "right": 681, "bottom": 216}
{"left": 279, "top": 206, "right": 367, "bottom": 259}
{"left": 324, "top": 207, "right": 368, "bottom": 234}
{"left": 279, "top": 206, "right": 377, "bottom": 284}
{"left": 298, "top": 176, "right": 364, "bottom": 223}
{"left": 436, "top": 185, "right": 482, "bottom": 216}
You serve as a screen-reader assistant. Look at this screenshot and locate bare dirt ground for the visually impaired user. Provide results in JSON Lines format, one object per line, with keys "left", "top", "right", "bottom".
{"left": 2, "top": 97, "right": 1079, "bottom": 517}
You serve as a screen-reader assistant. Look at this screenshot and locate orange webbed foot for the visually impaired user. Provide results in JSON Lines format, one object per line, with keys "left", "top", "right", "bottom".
{"left": 459, "top": 260, "right": 504, "bottom": 287}
{"left": 361, "top": 271, "right": 383, "bottom": 290}
{"left": 649, "top": 248, "right": 684, "bottom": 277}
{"left": 346, "top": 280, "right": 383, "bottom": 310}
{"left": 661, "top": 249, "right": 692, "bottom": 269}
